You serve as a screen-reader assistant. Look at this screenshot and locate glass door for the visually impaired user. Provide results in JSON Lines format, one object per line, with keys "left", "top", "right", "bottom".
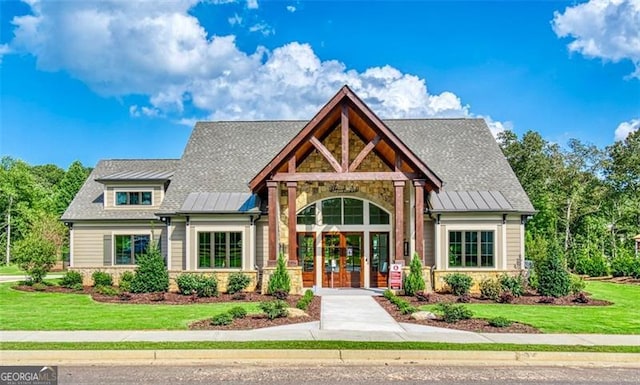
{"left": 322, "top": 234, "right": 341, "bottom": 288}
{"left": 370, "top": 232, "right": 389, "bottom": 288}
{"left": 345, "top": 233, "right": 363, "bottom": 288}
{"left": 297, "top": 233, "right": 315, "bottom": 287}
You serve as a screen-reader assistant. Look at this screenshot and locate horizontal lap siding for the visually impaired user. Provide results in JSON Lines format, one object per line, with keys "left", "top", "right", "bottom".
{"left": 424, "top": 220, "right": 435, "bottom": 267}
{"left": 171, "top": 222, "right": 185, "bottom": 270}
{"left": 256, "top": 221, "right": 269, "bottom": 269}
{"left": 506, "top": 221, "right": 522, "bottom": 269}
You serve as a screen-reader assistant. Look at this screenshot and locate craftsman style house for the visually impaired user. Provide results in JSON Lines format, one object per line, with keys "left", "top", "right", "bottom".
{"left": 62, "top": 86, "right": 534, "bottom": 293}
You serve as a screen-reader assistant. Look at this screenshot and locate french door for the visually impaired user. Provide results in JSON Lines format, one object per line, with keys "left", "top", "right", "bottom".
{"left": 322, "top": 232, "right": 363, "bottom": 288}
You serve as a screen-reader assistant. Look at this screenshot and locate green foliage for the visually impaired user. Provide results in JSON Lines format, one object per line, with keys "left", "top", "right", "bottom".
{"left": 296, "top": 290, "right": 314, "bottom": 311}
{"left": 211, "top": 313, "right": 233, "bottom": 326}
{"left": 498, "top": 274, "right": 525, "bottom": 297}
{"left": 95, "top": 285, "right": 120, "bottom": 296}
{"left": 70, "top": 283, "right": 83, "bottom": 291}
{"left": 479, "top": 278, "right": 501, "bottom": 300}
{"left": 130, "top": 244, "right": 169, "bottom": 293}
{"left": 259, "top": 300, "right": 289, "bottom": 320}
{"left": 226, "top": 272, "right": 251, "bottom": 294}
{"left": 118, "top": 271, "right": 135, "bottom": 292}
{"left": 32, "top": 282, "right": 47, "bottom": 291}
{"left": 12, "top": 233, "right": 57, "bottom": 283}
{"left": 569, "top": 274, "right": 586, "bottom": 295}
{"left": 175, "top": 273, "right": 218, "bottom": 298}
{"left": 60, "top": 271, "right": 83, "bottom": 289}
{"left": 53, "top": 161, "right": 91, "bottom": 215}
{"left": 399, "top": 303, "right": 417, "bottom": 315}
{"left": 267, "top": 254, "right": 291, "bottom": 297}
{"left": 403, "top": 254, "right": 425, "bottom": 296}
{"left": 435, "top": 303, "right": 473, "bottom": 323}
{"left": 383, "top": 289, "right": 395, "bottom": 300}
{"left": 610, "top": 248, "right": 640, "bottom": 278}
{"left": 488, "top": 316, "right": 513, "bottom": 328}
{"left": 228, "top": 306, "right": 247, "bottom": 319}
{"left": 536, "top": 240, "right": 571, "bottom": 298}
{"left": 443, "top": 273, "right": 473, "bottom": 296}
{"left": 571, "top": 244, "right": 610, "bottom": 277}
{"left": 91, "top": 271, "right": 113, "bottom": 287}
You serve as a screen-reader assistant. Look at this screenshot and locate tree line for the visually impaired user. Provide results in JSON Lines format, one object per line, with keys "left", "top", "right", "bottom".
{"left": 498, "top": 129, "right": 639, "bottom": 277}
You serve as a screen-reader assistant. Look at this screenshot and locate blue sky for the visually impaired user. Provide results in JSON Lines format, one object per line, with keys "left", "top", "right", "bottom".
{"left": 1, "top": 0, "right": 639, "bottom": 168}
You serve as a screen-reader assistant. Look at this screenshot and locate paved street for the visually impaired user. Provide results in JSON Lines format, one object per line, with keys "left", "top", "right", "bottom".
{"left": 58, "top": 364, "right": 640, "bottom": 385}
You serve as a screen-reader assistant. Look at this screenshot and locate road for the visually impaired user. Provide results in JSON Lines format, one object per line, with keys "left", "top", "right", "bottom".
{"left": 58, "top": 364, "right": 640, "bottom": 385}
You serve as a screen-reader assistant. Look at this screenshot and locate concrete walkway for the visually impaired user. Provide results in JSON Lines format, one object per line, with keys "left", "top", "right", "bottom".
{"left": 320, "top": 295, "right": 405, "bottom": 332}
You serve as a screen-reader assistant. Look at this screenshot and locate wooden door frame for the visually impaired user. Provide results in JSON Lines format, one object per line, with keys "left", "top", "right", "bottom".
{"left": 297, "top": 232, "right": 316, "bottom": 287}
{"left": 321, "top": 232, "right": 364, "bottom": 288}
{"left": 369, "top": 232, "right": 390, "bottom": 288}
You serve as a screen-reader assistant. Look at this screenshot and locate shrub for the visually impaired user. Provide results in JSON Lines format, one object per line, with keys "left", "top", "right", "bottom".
{"left": 399, "top": 303, "right": 417, "bottom": 315}
{"left": 118, "top": 271, "right": 135, "bottom": 292}
{"left": 71, "top": 283, "right": 83, "bottom": 291}
{"left": 303, "top": 289, "right": 314, "bottom": 299}
{"left": 536, "top": 240, "right": 571, "bottom": 298}
{"left": 572, "top": 243, "right": 610, "bottom": 277}
{"left": 13, "top": 234, "right": 57, "bottom": 283}
{"left": 403, "top": 254, "right": 425, "bottom": 296}
{"left": 488, "top": 316, "right": 513, "bottom": 328}
{"left": 267, "top": 255, "right": 291, "bottom": 298}
{"left": 175, "top": 273, "right": 219, "bottom": 297}
{"left": 443, "top": 273, "right": 473, "bottom": 296}
{"left": 130, "top": 243, "right": 169, "bottom": 293}
{"left": 96, "top": 285, "right": 120, "bottom": 296}
{"left": 61, "top": 271, "right": 83, "bottom": 288}
{"left": 499, "top": 274, "right": 524, "bottom": 297}
{"left": 92, "top": 271, "right": 113, "bottom": 287}
{"left": 415, "top": 291, "right": 430, "bottom": 302}
{"left": 228, "top": 306, "right": 247, "bottom": 319}
{"left": 32, "top": 282, "right": 47, "bottom": 291}
{"left": 383, "top": 289, "right": 395, "bottom": 300}
{"left": 611, "top": 248, "right": 640, "bottom": 278}
{"left": 569, "top": 274, "right": 586, "bottom": 295}
{"left": 497, "top": 290, "right": 515, "bottom": 304}
{"left": 259, "top": 300, "right": 289, "bottom": 320}
{"left": 227, "top": 272, "right": 251, "bottom": 294}
{"left": 296, "top": 290, "right": 314, "bottom": 311}
{"left": 479, "top": 278, "right": 501, "bottom": 300}
{"left": 211, "top": 313, "right": 233, "bottom": 326}
{"left": 435, "top": 303, "right": 473, "bottom": 323}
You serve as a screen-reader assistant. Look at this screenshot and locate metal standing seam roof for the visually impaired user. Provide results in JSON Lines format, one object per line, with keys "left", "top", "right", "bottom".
{"left": 95, "top": 170, "right": 174, "bottom": 182}
{"left": 179, "top": 192, "right": 260, "bottom": 213}
{"left": 429, "top": 190, "right": 514, "bottom": 212}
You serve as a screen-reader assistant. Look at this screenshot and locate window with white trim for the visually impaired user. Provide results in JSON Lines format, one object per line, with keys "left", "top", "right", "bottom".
{"left": 114, "top": 234, "right": 149, "bottom": 265}
{"left": 296, "top": 198, "right": 389, "bottom": 225}
{"left": 448, "top": 230, "right": 494, "bottom": 267}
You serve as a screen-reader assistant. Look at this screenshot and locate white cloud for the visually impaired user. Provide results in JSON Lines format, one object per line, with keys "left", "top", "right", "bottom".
{"left": 286, "top": 5, "right": 296, "bottom": 13}
{"left": 249, "top": 23, "right": 274, "bottom": 36}
{"left": 0, "top": 44, "right": 9, "bottom": 63}
{"left": 228, "top": 13, "right": 242, "bottom": 26}
{"left": 246, "top": 0, "right": 258, "bottom": 9}
{"left": 7, "top": 0, "right": 506, "bottom": 132}
{"left": 552, "top": 0, "right": 640, "bottom": 79}
{"left": 614, "top": 118, "right": 640, "bottom": 141}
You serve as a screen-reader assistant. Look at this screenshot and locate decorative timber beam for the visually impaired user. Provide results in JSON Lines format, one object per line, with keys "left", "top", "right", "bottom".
{"left": 288, "top": 156, "right": 296, "bottom": 173}
{"left": 341, "top": 103, "right": 349, "bottom": 171}
{"left": 309, "top": 136, "right": 342, "bottom": 173}
{"left": 349, "top": 135, "right": 380, "bottom": 172}
{"left": 272, "top": 172, "right": 418, "bottom": 182}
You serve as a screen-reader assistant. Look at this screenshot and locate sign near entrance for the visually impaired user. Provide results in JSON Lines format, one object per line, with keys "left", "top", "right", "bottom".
{"left": 389, "top": 262, "right": 403, "bottom": 290}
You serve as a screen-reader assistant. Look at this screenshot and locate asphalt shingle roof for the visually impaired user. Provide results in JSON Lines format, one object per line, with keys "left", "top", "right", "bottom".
{"left": 61, "top": 159, "right": 179, "bottom": 221}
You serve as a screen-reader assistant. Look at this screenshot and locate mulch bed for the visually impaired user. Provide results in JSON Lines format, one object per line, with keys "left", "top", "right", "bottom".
{"left": 14, "top": 284, "right": 321, "bottom": 330}
{"left": 375, "top": 291, "right": 611, "bottom": 334}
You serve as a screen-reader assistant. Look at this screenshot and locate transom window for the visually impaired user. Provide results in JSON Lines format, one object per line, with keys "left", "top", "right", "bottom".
{"left": 114, "top": 234, "right": 149, "bottom": 265}
{"left": 297, "top": 198, "right": 389, "bottom": 226}
{"left": 198, "top": 232, "right": 242, "bottom": 268}
{"left": 116, "top": 191, "right": 152, "bottom": 206}
{"left": 449, "top": 230, "right": 494, "bottom": 267}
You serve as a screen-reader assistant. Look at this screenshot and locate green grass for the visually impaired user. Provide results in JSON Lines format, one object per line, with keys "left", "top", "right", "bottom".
{"left": 421, "top": 281, "right": 640, "bottom": 334}
{"left": 1, "top": 341, "right": 639, "bottom": 353}
{"left": 0, "top": 282, "right": 261, "bottom": 330}
{"left": 0, "top": 264, "right": 26, "bottom": 275}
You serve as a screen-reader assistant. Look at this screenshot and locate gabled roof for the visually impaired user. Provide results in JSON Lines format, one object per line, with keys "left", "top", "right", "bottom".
{"left": 248, "top": 85, "right": 442, "bottom": 191}
{"left": 61, "top": 159, "right": 179, "bottom": 221}
{"left": 158, "top": 118, "right": 534, "bottom": 214}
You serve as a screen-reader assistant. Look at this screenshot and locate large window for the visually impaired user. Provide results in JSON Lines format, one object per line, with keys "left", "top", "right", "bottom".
{"left": 114, "top": 234, "right": 150, "bottom": 265}
{"left": 116, "top": 191, "right": 152, "bottom": 206}
{"left": 449, "top": 230, "right": 494, "bottom": 268}
{"left": 297, "top": 198, "right": 388, "bottom": 226}
{"left": 198, "top": 232, "right": 242, "bottom": 268}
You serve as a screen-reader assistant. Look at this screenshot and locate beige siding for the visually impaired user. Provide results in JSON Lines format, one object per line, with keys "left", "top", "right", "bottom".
{"left": 256, "top": 220, "right": 269, "bottom": 269}
{"left": 424, "top": 220, "right": 435, "bottom": 267}
{"left": 170, "top": 222, "right": 185, "bottom": 270}
{"left": 506, "top": 221, "right": 522, "bottom": 269}
{"left": 72, "top": 223, "right": 162, "bottom": 267}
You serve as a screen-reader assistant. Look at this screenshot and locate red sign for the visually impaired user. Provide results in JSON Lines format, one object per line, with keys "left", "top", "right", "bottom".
{"left": 389, "top": 263, "right": 403, "bottom": 290}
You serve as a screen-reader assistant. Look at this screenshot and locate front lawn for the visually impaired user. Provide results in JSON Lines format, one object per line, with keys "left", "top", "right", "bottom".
{"left": 0, "top": 282, "right": 260, "bottom": 330}
{"left": 0, "top": 264, "right": 26, "bottom": 275}
{"left": 420, "top": 281, "right": 640, "bottom": 334}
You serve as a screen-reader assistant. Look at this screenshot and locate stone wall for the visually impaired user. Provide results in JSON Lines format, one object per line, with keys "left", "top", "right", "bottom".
{"left": 260, "top": 266, "right": 303, "bottom": 295}
{"left": 433, "top": 269, "right": 524, "bottom": 294}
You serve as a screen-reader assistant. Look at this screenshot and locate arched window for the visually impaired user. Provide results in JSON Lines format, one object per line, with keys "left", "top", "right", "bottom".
{"left": 296, "top": 198, "right": 390, "bottom": 225}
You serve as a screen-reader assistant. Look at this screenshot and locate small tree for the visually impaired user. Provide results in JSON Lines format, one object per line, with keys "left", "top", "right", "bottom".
{"left": 536, "top": 239, "right": 571, "bottom": 298}
{"left": 13, "top": 233, "right": 56, "bottom": 283}
{"left": 130, "top": 242, "right": 169, "bottom": 293}
{"left": 403, "top": 254, "right": 425, "bottom": 296}
{"left": 267, "top": 254, "right": 291, "bottom": 297}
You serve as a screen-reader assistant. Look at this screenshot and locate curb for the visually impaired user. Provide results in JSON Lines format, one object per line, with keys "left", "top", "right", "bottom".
{"left": 2, "top": 350, "right": 639, "bottom": 368}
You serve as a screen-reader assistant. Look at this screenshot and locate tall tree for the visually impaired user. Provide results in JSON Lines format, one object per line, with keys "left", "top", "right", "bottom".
{"left": 54, "top": 161, "right": 90, "bottom": 215}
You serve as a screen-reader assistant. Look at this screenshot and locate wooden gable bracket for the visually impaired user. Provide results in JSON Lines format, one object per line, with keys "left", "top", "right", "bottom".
{"left": 348, "top": 135, "right": 380, "bottom": 172}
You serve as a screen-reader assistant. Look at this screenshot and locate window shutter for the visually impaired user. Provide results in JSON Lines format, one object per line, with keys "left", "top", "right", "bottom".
{"left": 103, "top": 234, "right": 112, "bottom": 266}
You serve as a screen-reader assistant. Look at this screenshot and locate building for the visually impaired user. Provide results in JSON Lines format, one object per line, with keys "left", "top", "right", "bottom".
{"left": 62, "top": 86, "right": 535, "bottom": 293}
